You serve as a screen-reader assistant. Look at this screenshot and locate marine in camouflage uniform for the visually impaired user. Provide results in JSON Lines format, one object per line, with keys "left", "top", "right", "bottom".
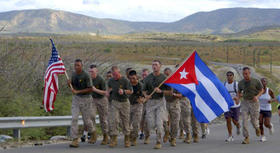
{"left": 68, "top": 59, "right": 95, "bottom": 148}
{"left": 162, "top": 67, "right": 181, "bottom": 146}
{"left": 107, "top": 66, "right": 133, "bottom": 148}
{"left": 238, "top": 67, "right": 263, "bottom": 144}
{"left": 128, "top": 70, "right": 144, "bottom": 146}
{"left": 88, "top": 65, "right": 109, "bottom": 145}
{"left": 143, "top": 60, "right": 169, "bottom": 149}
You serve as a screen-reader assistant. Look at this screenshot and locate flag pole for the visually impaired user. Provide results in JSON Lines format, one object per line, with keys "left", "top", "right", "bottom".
{"left": 64, "top": 69, "right": 74, "bottom": 90}
{"left": 148, "top": 51, "right": 195, "bottom": 97}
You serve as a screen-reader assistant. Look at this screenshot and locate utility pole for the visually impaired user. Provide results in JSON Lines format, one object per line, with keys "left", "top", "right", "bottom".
{"left": 226, "top": 46, "right": 229, "bottom": 63}
{"left": 270, "top": 49, "right": 272, "bottom": 73}
{"left": 253, "top": 49, "right": 256, "bottom": 67}
{"left": 243, "top": 48, "right": 245, "bottom": 64}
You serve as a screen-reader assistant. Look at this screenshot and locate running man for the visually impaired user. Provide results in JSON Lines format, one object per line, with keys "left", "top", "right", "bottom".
{"left": 237, "top": 67, "right": 263, "bottom": 144}
{"left": 259, "top": 78, "right": 275, "bottom": 142}
{"left": 224, "top": 71, "right": 241, "bottom": 142}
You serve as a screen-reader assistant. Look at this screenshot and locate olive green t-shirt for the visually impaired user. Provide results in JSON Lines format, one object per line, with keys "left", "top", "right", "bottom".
{"left": 165, "top": 88, "right": 180, "bottom": 103}
{"left": 91, "top": 75, "right": 106, "bottom": 99}
{"left": 143, "top": 73, "right": 170, "bottom": 99}
{"left": 108, "top": 77, "right": 132, "bottom": 102}
{"left": 238, "top": 78, "right": 263, "bottom": 100}
{"left": 71, "top": 71, "right": 92, "bottom": 96}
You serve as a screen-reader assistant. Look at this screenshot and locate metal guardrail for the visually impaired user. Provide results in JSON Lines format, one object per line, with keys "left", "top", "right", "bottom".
{"left": 0, "top": 115, "right": 99, "bottom": 139}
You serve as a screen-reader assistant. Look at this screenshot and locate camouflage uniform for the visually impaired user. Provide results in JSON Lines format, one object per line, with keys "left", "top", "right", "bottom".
{"left": 241, "top": 100, "right": 260, "bottom": 137}
{"left": 90, "top": 75, "right": 109, "bottom": 135}
{"left": 179, "top": 97, "right": 192, "bottom": 135}
{"left": 164, "top": 89, "right": 181, "bottom": 139}
{"left": 143, "top": 73, "right": 169, "bottom": 143}
{"left": 191, "top": 110, "right": 200, "bottom": 136}
{"left": 91, "top": 97, "right": 109, "bottom": 134}
{"left": 200, "top": 123, "right": 208, "bottom": 136}
{"left": 238, "top": 78, "right": 262, "bottom": 138}
{"left": 129, "top": 82, "right": 144, "bottom": 139}
{"left": 70, "top": 71, "right": 94, "bottom": 139}
{"left": 108, "top": 76, "right": 132, "bottom": 136}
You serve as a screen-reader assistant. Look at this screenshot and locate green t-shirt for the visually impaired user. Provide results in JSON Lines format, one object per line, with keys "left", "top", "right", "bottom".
{"left": 238, "top": 78, "right": 263, "bottom": 100}
{"left": 108, "top": 76, "right": 132, "bottom": 102}
{"left": 129, "top": 82, "right": 144, "bottom": 105}
{"left": 71, "top": 70, "right": 92, "bottom": 96}
{"left": 143, "top": 73, "right": 170, "bottom": 99}
{"left": 165, "top": 88, "right": 180, "bottom": 103}
{"left": 91, "top": 75, "right": 106, "bottom": 99}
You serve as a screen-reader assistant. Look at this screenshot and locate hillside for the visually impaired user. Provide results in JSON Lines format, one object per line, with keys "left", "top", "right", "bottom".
{"left": 1, "top": 8, "right": 280, "bottom": 34}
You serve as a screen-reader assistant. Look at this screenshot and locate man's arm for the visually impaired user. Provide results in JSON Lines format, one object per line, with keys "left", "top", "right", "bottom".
{"left": 92, "top": 80, "right": 107, "bottom": 96}
{"left": 72, "top": 88, "right": 92, "bottom": 94}
{"left": 253, "top": 88, "right": 264, "bottom": 102}
{"left": 92, "top": 87, "right": 107, "bottom": 95}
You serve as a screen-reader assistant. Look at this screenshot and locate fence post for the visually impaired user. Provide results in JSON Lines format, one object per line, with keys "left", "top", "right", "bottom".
{"left": 13, "top": 129, "right": 21, "bottom": 141}
{"left": 67, "top": 126, "right": 71, "bottom": 138}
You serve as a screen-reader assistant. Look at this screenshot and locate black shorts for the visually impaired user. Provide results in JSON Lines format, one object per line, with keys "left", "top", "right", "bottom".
{"left": 260, "top": 110, "right": 272, "bottom": 118}
{"left": 224, "top": 107, "right": 240, "bottom": 121}
{"left": 278, "top": 105, "right": 280, "bottom": 110}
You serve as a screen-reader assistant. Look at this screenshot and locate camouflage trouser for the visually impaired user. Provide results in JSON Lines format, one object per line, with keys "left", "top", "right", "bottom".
{"left": 108, "top": 100, "right": 130, "bottom": 136}
{"left": 91, "top": 97, "right": 109, "bottom": 134}
{"left": 71, "top": 95, "right": 94, "bottom": 139}
{"left": 200, "top": 123, "right": 208, "bottom": 135}
{"left": 241, "top": 100, "right": 260, "bottom": 137}
{"left": 140, "top": 103, "right": 149, "bottom": 136}
{"left": 130, "top": 103, "right": 143, "bottom": 139}
{"left": 179, "top": 99, "right": 192, "bottom": 134}
{"left": 191, "top": 109, "right": 200, "bottom": 135}
{"left": 145, "top": 98, "right": 168, "bottom": 142}
{"left": 164, "top": 100, "right": 181, "bottom": 138}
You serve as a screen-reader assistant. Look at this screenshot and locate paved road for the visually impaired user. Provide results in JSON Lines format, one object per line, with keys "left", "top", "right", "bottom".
{"left": 2, "top": 115, "right": 280, "bottom": 153}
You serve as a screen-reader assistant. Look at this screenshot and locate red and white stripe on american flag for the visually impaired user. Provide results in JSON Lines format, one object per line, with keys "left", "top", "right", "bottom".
{"left": 43, "top": 57, "right": 66, "bottom": 112}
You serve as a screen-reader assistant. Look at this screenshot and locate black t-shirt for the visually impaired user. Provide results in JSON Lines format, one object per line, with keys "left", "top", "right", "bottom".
{"left": 129, "top": 82, "right": 144, "bottom": 105}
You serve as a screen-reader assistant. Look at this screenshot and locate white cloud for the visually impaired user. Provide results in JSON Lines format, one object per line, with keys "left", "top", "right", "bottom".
{"left": 0, "top": 0, "right": 280, "bottom": 22}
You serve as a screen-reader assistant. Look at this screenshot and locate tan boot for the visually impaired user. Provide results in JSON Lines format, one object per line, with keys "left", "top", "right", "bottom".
{"left": 184, "top": 133, "right": 192, "bottom": 144}
{"left": 170, "top": 138, "right": 176, "bottom": 147}
{"left": 131, "top": 137, "right": 137, "bottom": 146}
{"left": 144, "top": 135, "right": 150, "bottom": 144}
{"left": 193, "top": 134, "right": 199, "bottom": 143}
{"left": 163, "top": 131, "right": 170, "bottom": 143}
{"left": 88, "top": 131, "right": 97, "bottom": 144}
{"left": 109, "top": 135, "right": 117, "bottom": 148}
{"left": 69, "top": 138, "right": 79, "bottom": 148}
{"left": 242, "top": 137, "right": 250, "bottom": 144}
{"left": 100, "top": 133, "right": 109, "bottom": 145}
{"left": 256, "top": 128, "right": 261, "bottom": 137}
{"left": 124, "top": 135, "right": 130, "bottom": 148}
{"left": 179, "top": 129, "right": 184, "bottom": 139}
{"left": 154, "top": 141, "right": 162, "bottom": 149}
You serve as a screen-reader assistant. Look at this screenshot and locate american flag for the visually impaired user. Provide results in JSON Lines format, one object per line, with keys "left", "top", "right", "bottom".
{"left": 43, "top": 39, "right": 66, "bottom": 112}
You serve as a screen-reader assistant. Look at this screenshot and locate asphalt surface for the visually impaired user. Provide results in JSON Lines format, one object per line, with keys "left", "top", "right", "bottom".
{"left": 2, "top": 115, "right": 280, "bottom": 153}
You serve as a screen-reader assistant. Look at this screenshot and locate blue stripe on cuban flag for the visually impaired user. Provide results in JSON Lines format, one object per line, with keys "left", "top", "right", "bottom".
{"left": 165, "top": 52, "right": 234, "bottom": 123}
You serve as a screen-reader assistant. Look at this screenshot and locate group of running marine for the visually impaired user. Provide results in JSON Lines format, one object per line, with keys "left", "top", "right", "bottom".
{"left": 67, "top": 59, "right": 280, "bottom": 149}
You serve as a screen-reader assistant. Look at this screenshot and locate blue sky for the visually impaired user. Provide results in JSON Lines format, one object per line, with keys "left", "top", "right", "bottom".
{"left": 0, "top": 0, "right": 280, "bottom": 22}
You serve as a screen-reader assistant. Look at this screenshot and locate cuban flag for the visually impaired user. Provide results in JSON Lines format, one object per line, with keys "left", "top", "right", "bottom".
{"left": 164, "top": 51, "right": 234, "bottom": 123}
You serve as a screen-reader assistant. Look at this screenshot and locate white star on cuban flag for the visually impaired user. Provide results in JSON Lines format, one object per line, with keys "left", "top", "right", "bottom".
{"left": 179, "top": 68, "right": 188, "bottom": 80}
